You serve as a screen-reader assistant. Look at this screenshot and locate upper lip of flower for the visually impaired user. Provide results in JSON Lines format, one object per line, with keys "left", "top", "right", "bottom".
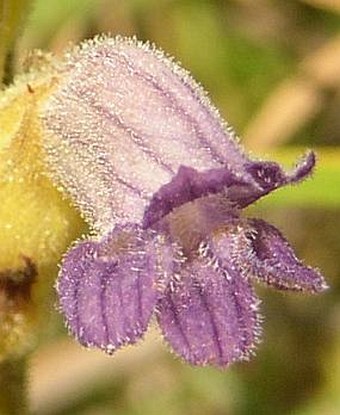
{"left": 142, "top": 151, "right": 316, "bottom": 229}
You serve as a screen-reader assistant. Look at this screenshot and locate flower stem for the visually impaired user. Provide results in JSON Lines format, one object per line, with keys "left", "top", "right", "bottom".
{"left": 0, "top": 357, "right": 28, "bottom": 414}
{"left": 0, "top": 0, "right": 32, "bottom": 85}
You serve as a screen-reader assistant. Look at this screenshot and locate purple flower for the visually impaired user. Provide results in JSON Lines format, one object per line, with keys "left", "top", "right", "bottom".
{"left": 41, "top": 36, "right": 327, "bottom": 367}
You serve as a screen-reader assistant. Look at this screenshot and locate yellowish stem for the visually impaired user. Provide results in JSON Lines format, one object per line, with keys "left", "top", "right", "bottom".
{"left": 0, "top": 357, "right": 28, "bottom": 414}
{"left": 0, "top": 0, "right": 32, "bottom": 85}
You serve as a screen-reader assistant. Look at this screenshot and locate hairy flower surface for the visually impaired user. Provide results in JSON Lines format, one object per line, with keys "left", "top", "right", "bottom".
{"left": 41, "top": 36, "right": 327, "bottom": 367}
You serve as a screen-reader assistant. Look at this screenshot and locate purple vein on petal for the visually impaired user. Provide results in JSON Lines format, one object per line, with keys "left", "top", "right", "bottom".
{"left": 117, "top": 271, "right": 129, "bottom": 339}
{"left": 136, "top": 270, "right": 144, "bottom": 324}
{"left": 158, "top": 291, "right": 193, "bottom": 355}
{"left": 157, "top": 251, "right": 261, "bottom": 367}
{"left": 70, "top": 38, "right": 248, "bottom": 172}
{"left": 106, "top": 42, "right": 248, "bottom": 170}
{"left": 70, "top": 259, "right": 81, "bottom": 340}
{"left": 201, "top": 241, "right": 261, "bottom": 360}
{"left": 57, "top": 224, "right": 168, "bottom": 353}
{"left": 228, "top": 271, "right": 260, "bottom": 357}
{"left": 193, "top": 277, "right": 224, "bottom": 362}
{"left": 69, "top": 88, "right": 169, "bottom": 195}
{"left": 78, "top": 141, "right": 147, "bottom": 200}
{"left": 73, "top": 86, "right": 175, "bottom": 175}
{"left": 109, "top": 51, "right": 226, "bottom": 165}
{"left": 43, "top": 91, "right": 170, "bottom": 225}
{"left": 99, "top": 264, "right": 110, "bottom": 347}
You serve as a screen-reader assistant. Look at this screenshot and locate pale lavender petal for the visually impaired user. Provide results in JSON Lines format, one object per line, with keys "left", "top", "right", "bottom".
{"left": 156, "top": 250, "right": 261, "bottom": 367}
{"left": 144, "top": 151, "right": 315, "bottom": 227}
{"left": 246, "top": 219, "right": 328, "bottom": 293}
{"left": 41, "top": 37, "right": 317, "bottom": 233}
{"left": 41, "top": 37, "right": 242, "bottom": 232}
{"left": 41, "top": 36, "right": 261, "bottom": 233}
{"left": 57, "top": 224, "right": 168, "bottom": 353}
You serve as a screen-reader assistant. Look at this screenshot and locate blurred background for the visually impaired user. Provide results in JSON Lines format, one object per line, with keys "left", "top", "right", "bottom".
{"left": 13, "top": 0, "right": 340, "bottom": 414}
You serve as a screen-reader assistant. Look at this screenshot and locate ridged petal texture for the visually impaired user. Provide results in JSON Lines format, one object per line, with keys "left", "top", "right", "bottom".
{"left": 156, "top": 246, "right": 261, "bottom": 367}
{"left": 57, "top": 224, "right": 170, "bottom": 353}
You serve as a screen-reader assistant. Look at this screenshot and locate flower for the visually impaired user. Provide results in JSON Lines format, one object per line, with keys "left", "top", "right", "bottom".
{"left": 40, "top": 36, "right": 327, "bottom": 367}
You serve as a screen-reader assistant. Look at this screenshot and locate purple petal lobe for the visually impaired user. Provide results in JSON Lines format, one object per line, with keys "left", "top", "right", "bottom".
{"left": 57, "top": 224, "right": 169, "bottom": 353}
{"left": 208, "top": 219, "right": 327, "bottom": 294}
{"left": 143, "top": 166, "right": 242, "bottom": 228}
{"left": 287, "top": 151, "right": 316, "bottom": 183}
{"left": 246, "top": 219, "right": 327, "bottom": 293}
{"left": 144, "top": 151, "right": 316, "bottom": 228}
{"left": 156, "top": 248, "right": 261, "bottom": 367}
{"left": 245, "top": 151, "right": 315, "bottom": 189}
